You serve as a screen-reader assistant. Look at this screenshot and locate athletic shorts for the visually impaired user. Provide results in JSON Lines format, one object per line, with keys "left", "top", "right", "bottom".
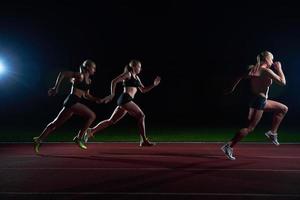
{"left": 249, "top": 95, "right": 267, "bottom": 110}
{"left": 117, "top": 93, "right": 133, "bottom": 106}
{"left": 63, "top": 94, "right": 81, "bottom": 108}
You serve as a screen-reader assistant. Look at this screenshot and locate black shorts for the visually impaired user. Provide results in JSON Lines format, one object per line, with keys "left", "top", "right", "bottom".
{"left": 249, "top": 95, "right": 267, "bottom": 110}
{"left": 117, "top": 93, "right": 133, "bottom": 106}
{"left": 63, "top": 94, "right": 81, "bottom": 108}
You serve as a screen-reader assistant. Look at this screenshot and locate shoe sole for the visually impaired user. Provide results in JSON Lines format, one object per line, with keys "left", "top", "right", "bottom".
{"left": 73, "top": 137, "right": 87, "bottom": 150}
{"left": 76, "top": 143, "right": 87, "bottom": 150}
{"left": 221, "top": 146, "right": 236, "bottom": 160}
{"left": 265, "top": 133, "right": 280, "bottom": 146}
{"left": 140, "top": 143, "right": 156, "bottom": 147}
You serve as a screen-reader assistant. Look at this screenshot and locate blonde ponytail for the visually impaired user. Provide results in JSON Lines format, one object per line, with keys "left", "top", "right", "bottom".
{"left": 249, "top": 51, "right": 272, "bottom": 75}
{"left": 123, "top": 65, "right": 131, "bottom": 73}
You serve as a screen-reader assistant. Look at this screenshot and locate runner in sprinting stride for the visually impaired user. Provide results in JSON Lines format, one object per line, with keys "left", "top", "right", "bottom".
{"left": 33, "top": 60, "right": 110, "bottom": 153}
{"left": 83, "top": 59, "right": 161, "bottom": 146}
{"left": 222, "top": 51, "right": 288, "bottom": 160}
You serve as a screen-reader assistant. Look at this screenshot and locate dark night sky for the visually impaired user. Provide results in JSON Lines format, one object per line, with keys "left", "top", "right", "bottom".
{"left": 0, "top": 1, "right": 299, "bottom": 129}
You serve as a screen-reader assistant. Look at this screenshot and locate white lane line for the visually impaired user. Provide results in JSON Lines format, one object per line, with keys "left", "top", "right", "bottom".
{"left": 0, "top": 192, "right": 300, "bottom": 197}
{"left": 2, "top": 155, "right": 300, "bottom": 159}
{"left": 1, "top": 168, "right": 300, "bottom": 172}
{"left": 1, "top": 142, "right": 300, "bottom": 144}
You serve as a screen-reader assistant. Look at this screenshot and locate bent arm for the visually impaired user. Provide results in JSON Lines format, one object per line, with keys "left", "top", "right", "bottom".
{"left": 138, "top": 76, "right": 161, "bottom": 93}
{"left": 52, "top": 71, "right": 77, "bottom": 91}
{"left": 224, "top": 75, "right": 245, "bottom": 94}
{"left": 110, "top": 72, "right": 131, "bottom": 96}
{"left": 139, "top": 84, "right": 155, "bottom": 93}
{"left": 262, "top": 68, "right": 286, "bottom": 86}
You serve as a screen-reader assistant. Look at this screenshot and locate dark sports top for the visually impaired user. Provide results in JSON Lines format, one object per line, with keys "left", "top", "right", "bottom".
{"left": 73, "top": 80, "right": 90, "bottom": 91}
{"left": 123, "top": 74, "right": 142, "bottom": 88}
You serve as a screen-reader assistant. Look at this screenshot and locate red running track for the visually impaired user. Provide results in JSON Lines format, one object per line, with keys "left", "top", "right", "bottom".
{"left": 1, "top": 143, "right": 300, "bottom": 200}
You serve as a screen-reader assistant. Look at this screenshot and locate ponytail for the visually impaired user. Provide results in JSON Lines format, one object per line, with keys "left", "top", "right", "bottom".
{"left": 249, "top": 51, "right": 272, "bottom": 75}
{"left": 123, "top": 59, "right": 141, "bottom": 73}
{"left": 123, "top": 65, "right": 132, "bottom": 73}
{"left": 252, "top": 54, "right": 262, "bottom": 74}
{"left": 79, "top": 59, "right": 95, "bottom": 73}
{"left": 79, "top": 64, "right": 84, "bottom": 73}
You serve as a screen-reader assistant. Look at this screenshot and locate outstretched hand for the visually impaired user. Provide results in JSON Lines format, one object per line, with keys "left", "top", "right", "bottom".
{"left": 96, "top": 98, "right": 103, "bottom": 104}
{"left": 104, "top": 94, "right": 114, "bottom": 103}
{"left": 48, "top": 87, "right": 58, "bottom": 96}
{"left": 153, "top": 76, "right": 161, "bottom": 86}
{"left": 96, "top": 95, "right": 114, "bottom": 104}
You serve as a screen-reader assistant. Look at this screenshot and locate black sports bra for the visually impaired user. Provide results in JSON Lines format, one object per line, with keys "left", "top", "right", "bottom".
{"left": 73, "top": 79, "right": 91, "bottom": 91}
{"left": 123, "top": 74, "right": 142, "bottom": 88}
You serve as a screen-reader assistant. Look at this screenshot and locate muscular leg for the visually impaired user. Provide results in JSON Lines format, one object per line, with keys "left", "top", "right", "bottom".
{"left": 71, "top": 103, "right": 97, "bottom": 138}
{"left": 229, "top": 108, "right": 264, "bottom": 148}
{"left": 90, "top": 106, "right": 127, "bottom": 136}
{"left": 38, "top": 107, "right": 74, "bottom": 141}
{"left": 122, "top": 102, "right": 148, "bottom": 143}
{"left": 264, "top": 100, "right": 288, "bottom": 134}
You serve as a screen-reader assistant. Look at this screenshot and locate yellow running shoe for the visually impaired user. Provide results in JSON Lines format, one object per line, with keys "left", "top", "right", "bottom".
{"left": 73, "top": 136, "right": 87, "bottom": 150}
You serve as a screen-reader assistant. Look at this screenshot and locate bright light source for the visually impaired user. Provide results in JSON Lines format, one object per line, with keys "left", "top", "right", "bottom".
{"left": 0, "top": 61, "right": 5, "bottom": 74}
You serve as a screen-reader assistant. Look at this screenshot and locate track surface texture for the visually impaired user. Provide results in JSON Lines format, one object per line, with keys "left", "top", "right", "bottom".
{"left": 1, "top": 143, "right": 300, "bottom": 200}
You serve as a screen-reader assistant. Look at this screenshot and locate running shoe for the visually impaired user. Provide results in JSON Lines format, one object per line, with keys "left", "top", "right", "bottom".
{"left": 221, "top": 144, "right": 236, "bottom": 160}
{"left": 140, "top": 140, "right": 156, "bottom": 147}
{"left": 33, "top": 137, "right": 41, "bottom": 153}
{"left": 73, "top": 136, "right": 87, "bottom": 150}
{"left": 265, "top": 131, "right": 280, "bottom": 146}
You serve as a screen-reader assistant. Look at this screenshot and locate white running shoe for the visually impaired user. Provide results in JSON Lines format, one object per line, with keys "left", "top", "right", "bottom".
{"left": 221, "top": 144, "right": 236, "bottom": 160}
{"left": 265, "top": 131, "right": 280, "bottom": 146}
{"left": 83, "top": 128, "right": 92, "bottom": 143}
{"left": 33, "top": 137, "right": 41, "bottom": 153}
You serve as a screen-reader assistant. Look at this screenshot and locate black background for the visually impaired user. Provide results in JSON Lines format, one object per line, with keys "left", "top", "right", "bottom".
{"left": 0, "top": 1, "right": 299, "bottom": 130}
